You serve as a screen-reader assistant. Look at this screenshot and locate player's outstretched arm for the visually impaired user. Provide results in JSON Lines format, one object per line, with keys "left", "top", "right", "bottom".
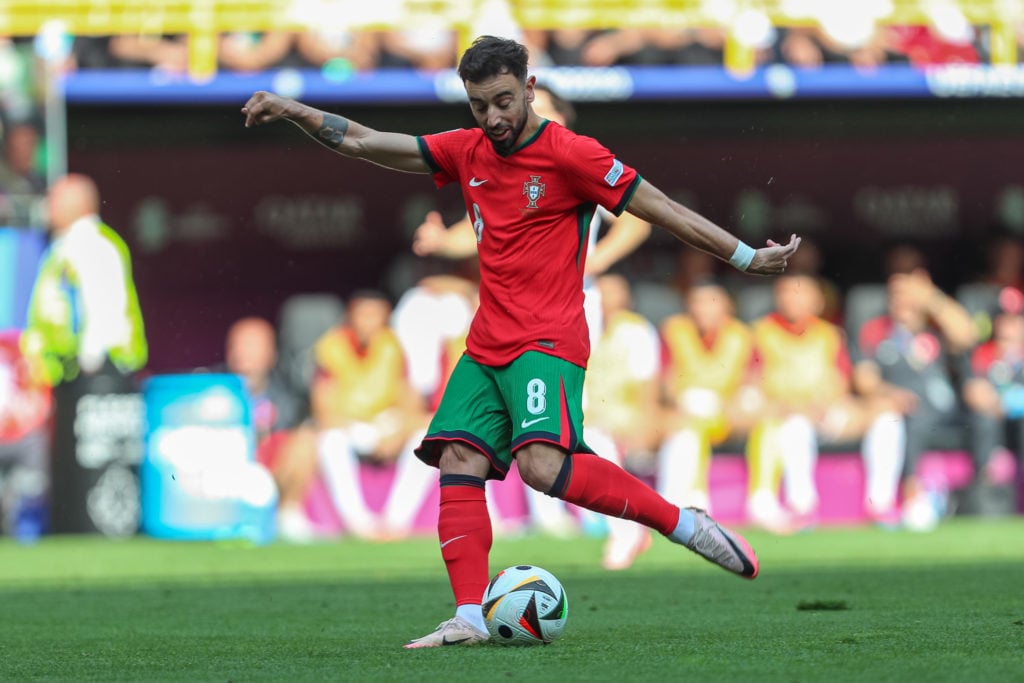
{"left": 625, "top": 179, "right": 799, "bottom": 275}
{"left": 241, "top": 90, "right": 429, "bottom": 174}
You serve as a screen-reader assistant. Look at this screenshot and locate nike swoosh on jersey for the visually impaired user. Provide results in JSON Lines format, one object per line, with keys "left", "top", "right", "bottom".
{"left": 520, "top": 416, "right": 550, "bottom": 429}
{"left": 468, "top": 177, "right": 488, "bottom": 186}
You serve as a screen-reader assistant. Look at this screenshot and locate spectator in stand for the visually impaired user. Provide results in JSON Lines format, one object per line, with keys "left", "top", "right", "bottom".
{"left": 854, "top": 254, "right": 977, "bottom": 530}
{"left": 578, "top": 29, "right": 647, "bottom": 66}
{"left": 0, "top": 330, "right": 51, "bottom": 540}
{"left": 72, "top": 36, "right": 118, "bottom": 70}
{"left": 886, "top": 24, "right": 981, "bottom": 66}
{"left": 226, "top": 317, "right": 303, "bottom": 452}
{"left": 747, "top": 272, "right": 905, "bottom": 531}
{"left": 0, "top": 121, "right": 45, "bottom": 195}
{"left": 380, "top": 28, "right": 456, "bottom": 70}
{"left": 785, "top": 237, "right": 842, "bottom": 324}
{"left": 657, "top": 278, "right": 757, "bottom": 514}
{"left": 525, "top": 29, "right": 600, "bottom": 66}
{"left": 670, "top": 248, "right": 719, "bottom": 299}
{"left": 0, "top": 36, "right": 42, "bottom": 123}
{"left": 222, "top": 316, "right": 314, "bottom": 541}
{"left": 107, "top": 34, "right": 189, "bottom": 73}
{"left": 584, "top": 274, "right": 661, "bottom": 570}
{"left": 777, "top": 26, "right": 892, "bottom": 69}
{"left": 313, "top": 289, "right": 429, "bottom": 539}
{"left": 219, "top": 31, "right": 297, "bottom": 72}
{"left": 579, "top": 28, "right": 725, "bottom": 67}
{"left": 295, "top": 29, "right": 380, "bottom": 72}
{"left": 960, "top": 287, "right": 1024, "bottom": 514}
{"left": 0, "top": 120, "right": 45, "bottom": 228}
{"left": 958, "top": 234, "right": 1024, "bottom": 349}
{"left": 979, "top": 234, "right": 1024, "bottom": 292}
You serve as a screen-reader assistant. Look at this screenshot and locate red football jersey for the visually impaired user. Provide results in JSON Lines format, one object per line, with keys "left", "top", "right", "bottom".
{"left": 418, "top": 121, "right": 640, "bottom": 368}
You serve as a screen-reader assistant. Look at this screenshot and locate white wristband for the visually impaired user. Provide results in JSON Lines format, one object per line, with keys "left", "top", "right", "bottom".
{"left": 729, "top": 241, "right": 756, "bottom": 271}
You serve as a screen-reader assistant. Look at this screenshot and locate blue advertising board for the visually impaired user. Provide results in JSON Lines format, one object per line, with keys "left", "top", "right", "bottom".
{"left": 0, "top": 227, "right": 46, "bottom": 331}
{"left": 63, "top": 63, "right": 1024, "bottom": 105}
{"left": 141, "top": 373, "right": 276, "bottom": 542}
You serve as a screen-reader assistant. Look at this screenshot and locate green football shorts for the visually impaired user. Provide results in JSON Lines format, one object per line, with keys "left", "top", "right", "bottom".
{"left": 416, "top": 350, "right": 593, "bottom": 480}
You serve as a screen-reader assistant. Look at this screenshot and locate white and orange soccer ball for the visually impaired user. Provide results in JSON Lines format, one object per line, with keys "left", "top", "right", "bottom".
{"left": 482, "top": 565, "right": 569, "bottom": 646}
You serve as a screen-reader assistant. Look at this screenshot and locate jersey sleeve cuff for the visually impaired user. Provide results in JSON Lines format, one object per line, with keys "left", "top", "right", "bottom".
{"left": 611, "top": 174, "right": 642, "bottom": 216}
{"left": 416, "top": 136, "right": 441, "bottom": 174}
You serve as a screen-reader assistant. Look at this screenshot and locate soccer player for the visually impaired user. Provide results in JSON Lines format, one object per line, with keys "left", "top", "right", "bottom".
{"left": 412, "top": 83, "right": 652, "bottom": 542}
{"left": 242, "top": 35, "right": 798, "bottom": 648}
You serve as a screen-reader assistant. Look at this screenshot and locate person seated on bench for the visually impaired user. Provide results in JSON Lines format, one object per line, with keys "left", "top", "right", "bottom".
{"left": 223, "top": 317, "right": 313, "bottom": 542}
{"left": 656, "top": 278, "right": 757, "bottom": 514}
{"left": 962, "top": 286, "right": 1024, "bottom": 515}
{"left": 748, "top": 272, "right": 904, "bottom": 531}
{"left": 313, "top": 290, "right": 429, "bottom": 539}
{"left": 854, "top": 253, "right": 976, "bottom": 530}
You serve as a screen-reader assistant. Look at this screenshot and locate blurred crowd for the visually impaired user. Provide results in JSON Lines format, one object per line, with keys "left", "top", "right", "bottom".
{"left": 32, "top": 23, "right": 1022, "bottom": 77}
{"left": 2, "top": 170, "right": 1024, "bottom": 558}
{"left": 0, "top": 19, "right": 1015, "bottom": 219}
{"left": 231, "top": 229, "right": 1024, "bottom": 558}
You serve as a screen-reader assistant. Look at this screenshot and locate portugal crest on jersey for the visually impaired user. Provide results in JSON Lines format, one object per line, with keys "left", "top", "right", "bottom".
{"left": 523, "top": 175, "right": 546, "bottom": 209}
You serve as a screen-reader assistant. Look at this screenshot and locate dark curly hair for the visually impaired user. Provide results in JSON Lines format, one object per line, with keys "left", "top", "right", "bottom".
{"left": 457, "top": 35, "right": 529, "bottom": 84}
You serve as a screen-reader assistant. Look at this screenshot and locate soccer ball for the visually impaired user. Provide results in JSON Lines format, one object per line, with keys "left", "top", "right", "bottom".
{"left": 482, "top": 565, "right": 568, "bottom": 646}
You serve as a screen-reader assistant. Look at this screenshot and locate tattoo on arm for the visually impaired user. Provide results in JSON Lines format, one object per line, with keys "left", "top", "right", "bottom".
{"left": 316, "top": 113, "right": 349, "bottom": 149}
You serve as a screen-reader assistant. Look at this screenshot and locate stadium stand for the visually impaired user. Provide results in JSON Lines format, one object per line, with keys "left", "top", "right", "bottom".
{"left": 2, "top": 1, "right": 1019, "bottom": 78}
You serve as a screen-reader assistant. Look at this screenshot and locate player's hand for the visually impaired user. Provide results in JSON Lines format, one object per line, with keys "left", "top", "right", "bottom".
{"left": 412, "top": 211, "right": 449, "bottom": 256}
{"left": 747, "top": 234, "right": 801, "bottom": 276}
{"left": 241, "top": 90, "right": 295, "bottom": 128}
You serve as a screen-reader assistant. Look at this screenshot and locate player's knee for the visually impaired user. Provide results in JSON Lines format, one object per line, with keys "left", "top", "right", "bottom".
{"left": 438, "top": 443, "right": 490, "bottom": 478}
{"left": 516, "top": 444, "right": 565, "bottom": 492}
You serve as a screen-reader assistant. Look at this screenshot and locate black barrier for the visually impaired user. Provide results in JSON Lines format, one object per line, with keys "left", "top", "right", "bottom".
{"left": 49, "top": 368, "right": 144, "bottom": 536}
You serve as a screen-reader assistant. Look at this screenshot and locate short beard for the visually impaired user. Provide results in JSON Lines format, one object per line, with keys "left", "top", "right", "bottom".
{"left": 488, "top": 112, "right": 528, "bottom": 156}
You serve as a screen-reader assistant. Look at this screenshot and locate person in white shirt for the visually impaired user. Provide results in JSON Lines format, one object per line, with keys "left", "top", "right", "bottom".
{"left": 23, "top": 174, "right": 147, "bottom": 385}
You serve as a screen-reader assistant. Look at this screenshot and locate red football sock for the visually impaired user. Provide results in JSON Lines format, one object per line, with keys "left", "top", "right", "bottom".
{"left": 438, "top": 475, "right": 492, "bottom": 607}
{"left": 553, "top": 452, "right": 679, "bottom": 536}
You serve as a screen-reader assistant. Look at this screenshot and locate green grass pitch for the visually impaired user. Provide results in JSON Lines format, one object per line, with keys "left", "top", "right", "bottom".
{"left": 0, "top": 519, "right": 1022, "bottom": 682}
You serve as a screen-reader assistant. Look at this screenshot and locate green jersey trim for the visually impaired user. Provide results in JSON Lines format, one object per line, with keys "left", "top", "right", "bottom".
{"left": 416, "top": 136, "right": 441, "bottom": 173}
{"left": 612, "top": 174, "right": 643, "bottom": 216}
{"left": 576, "top": 203, "right": 595, "bottom": 269}
{"left": 504, "top": 120, "right": 549, "bottom": 157}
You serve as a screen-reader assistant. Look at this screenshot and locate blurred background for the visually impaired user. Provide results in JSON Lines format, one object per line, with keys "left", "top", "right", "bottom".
{"left": 1, "top": 0, "right": 1023, "bottom": 549}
